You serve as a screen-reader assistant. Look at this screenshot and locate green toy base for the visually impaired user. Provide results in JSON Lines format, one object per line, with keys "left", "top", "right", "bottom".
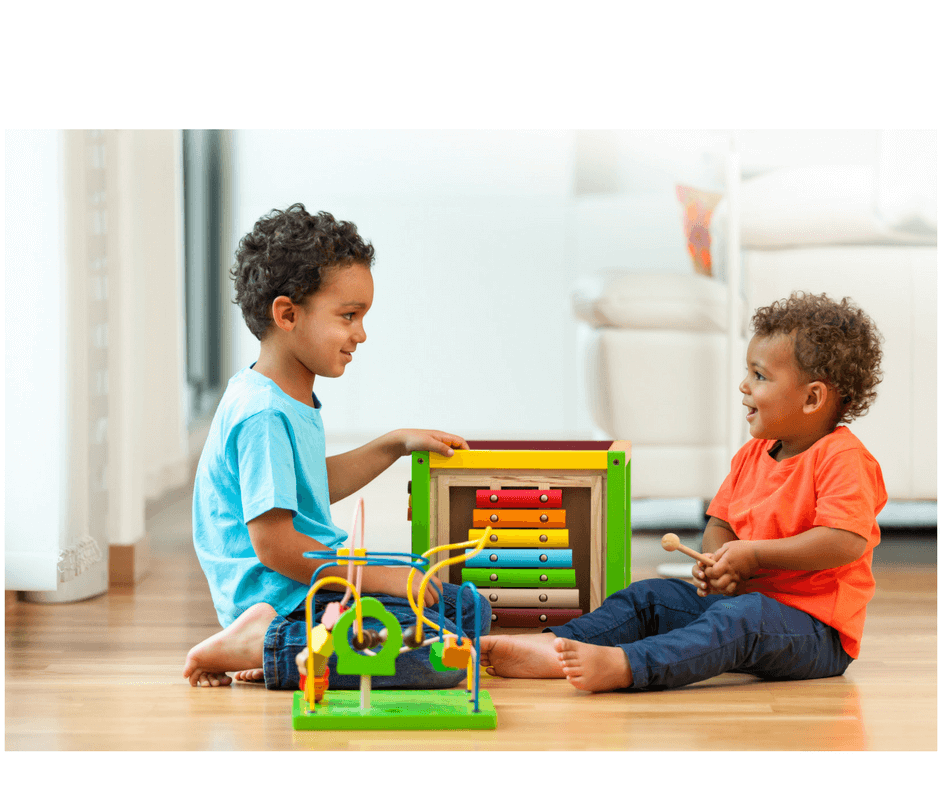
{"left": 291, "top": 689, "right": 497, "bottom": 730}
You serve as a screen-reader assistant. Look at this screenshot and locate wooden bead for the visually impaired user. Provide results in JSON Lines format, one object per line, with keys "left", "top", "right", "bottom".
{"left": 351, "top": 629, "right": 380, "bottom": 650}
{"left": 402, "top": 626, "right": 423, "bottom": 649}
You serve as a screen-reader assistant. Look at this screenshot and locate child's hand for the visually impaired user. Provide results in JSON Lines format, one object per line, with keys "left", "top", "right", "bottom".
{"left": 395, "top": 565, "right": 438, "bottom": 607}
{"left": 692, "top": 554, "right": 739, "bottom": 597}
{"left": 704, "top": 540, "right": 760, "bottom": 596}
{"left": 692, "top": 554, "right": 721, "bottom": 597}
{"left": 407, "top": 567, "right": 440, "bottom": 608}
{"left": 392, "top": 429, "right": 469, "bottom": 458}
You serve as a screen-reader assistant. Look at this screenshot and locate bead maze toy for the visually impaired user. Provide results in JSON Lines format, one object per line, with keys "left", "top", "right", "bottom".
{"left": 291, "top": 498, "right": 497, "bottom": 731}
{"left": 409, "top": 440, "right": 631, "bottom": 629}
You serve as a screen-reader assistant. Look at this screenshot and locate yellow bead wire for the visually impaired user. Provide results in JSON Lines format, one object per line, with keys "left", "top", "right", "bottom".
{"left": 406, "top": 527, "right": 492, "bottom": 643}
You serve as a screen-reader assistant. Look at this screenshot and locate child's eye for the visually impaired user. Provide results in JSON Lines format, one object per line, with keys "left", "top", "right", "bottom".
{"left": 754, "top": 371, "right": 765, "bottom": 381}
{"left": 342, "top": 313, "right": 355, "bottom": 321}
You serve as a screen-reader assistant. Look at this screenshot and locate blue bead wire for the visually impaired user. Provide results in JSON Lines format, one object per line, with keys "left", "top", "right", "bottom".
{"left": 456, "top": 580, "right": 483, "bottom": 713}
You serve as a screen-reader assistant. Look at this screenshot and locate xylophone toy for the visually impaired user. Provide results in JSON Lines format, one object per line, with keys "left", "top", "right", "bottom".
{"left": 409, "top": 440, "right": 632, "bottom": 628}
{"left": 463, "top": 488, "right": 581, "bottom": 627}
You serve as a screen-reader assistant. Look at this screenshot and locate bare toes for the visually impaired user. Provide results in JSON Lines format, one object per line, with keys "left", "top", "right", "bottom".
{"left": 191, "top": 671, "right": 232, "bottom": 688}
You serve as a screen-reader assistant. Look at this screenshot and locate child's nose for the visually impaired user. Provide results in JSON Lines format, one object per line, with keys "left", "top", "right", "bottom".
{"left": 739, "top": 377, "right": 749, "bottom": 394}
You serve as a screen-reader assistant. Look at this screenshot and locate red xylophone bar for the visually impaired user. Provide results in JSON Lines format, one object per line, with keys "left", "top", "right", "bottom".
{"left": 476, "top": 489, "right": 562, "bottom": 508}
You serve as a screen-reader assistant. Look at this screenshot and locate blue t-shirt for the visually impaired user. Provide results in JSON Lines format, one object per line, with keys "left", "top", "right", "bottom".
{"left": 192, "top": 366, "right": 347, "bottom": 627}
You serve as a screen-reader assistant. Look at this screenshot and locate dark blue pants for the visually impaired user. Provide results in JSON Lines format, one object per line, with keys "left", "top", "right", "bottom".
{"left": 549, "top": 578, "right": 852, "bottom": 690}
{"left": 262, "top": 582, "right": 490, "bottom": 690}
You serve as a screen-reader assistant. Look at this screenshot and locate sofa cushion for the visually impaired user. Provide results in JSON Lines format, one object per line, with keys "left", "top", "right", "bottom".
{"left": 711, "top": 165, "right": 936, "bottom": 254}
{"left": 572, "top": 270, "right": 734, "bottom": 332}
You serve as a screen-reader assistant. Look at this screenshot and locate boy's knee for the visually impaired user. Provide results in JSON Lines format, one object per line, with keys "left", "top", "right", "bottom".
{"left": 741, "top": 592, "right": 782, "bottom": 623}
{"left": 708, "top": 592, "right": 769, "bottom": 631}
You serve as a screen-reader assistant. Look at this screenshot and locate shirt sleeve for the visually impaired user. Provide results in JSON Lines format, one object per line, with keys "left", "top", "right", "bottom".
{"left": 706, "top": 470, "right": 734, "bottom": 522}
{"left": 232, "top": 410, "right": 300, "bottom": 524}
{"left": 705, "top": 440, "right": 753, "bottom": 524}
{"left": 813, "top": 447, "right": 885, "bottom": 543}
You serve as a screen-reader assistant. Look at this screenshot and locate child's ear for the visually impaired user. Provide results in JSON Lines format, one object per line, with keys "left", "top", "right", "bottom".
{"left": 270, "top": 296, "right": 297, "bottom": 331}
{"left": 803, "top": 381, "right": 830, "bottom": 415}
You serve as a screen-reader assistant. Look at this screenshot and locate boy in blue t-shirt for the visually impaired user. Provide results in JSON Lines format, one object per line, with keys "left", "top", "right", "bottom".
{"left": 183, "top": 204, "right": 489, "bottom": 689}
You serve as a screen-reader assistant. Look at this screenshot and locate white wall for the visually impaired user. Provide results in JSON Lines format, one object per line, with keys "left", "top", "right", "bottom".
{"left": 128, "top": 132, "right": 190, "bottom": 506}
{"left": 5, "top": 130, "right": 189, "bottom": 594}
{"left": 230, "top": 130, "right": 590, "bottom": 442}
{"left": 227, "top": 130, "right": 896, "bottom": 446}
{"left": 4, "top": 130, "right": 66, "bottom": 590}
{"left": 737, "top": 129, "right": 881, "bottom": 176}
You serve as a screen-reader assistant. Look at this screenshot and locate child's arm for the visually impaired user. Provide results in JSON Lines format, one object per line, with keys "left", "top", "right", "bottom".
{"left": 701, "top": 516, "right": 738, "bottom": 554}
{"left": 703, "top": 526, "right": 868, "bottom": 595}
{"left": 325, "top": 428, "right": 468, "bottom": 504}
{"left": 247, "top": 508, "right": 438, "bottom": 604}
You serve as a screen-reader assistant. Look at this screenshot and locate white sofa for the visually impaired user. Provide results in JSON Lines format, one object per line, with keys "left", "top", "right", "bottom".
{"left": 573, "top": 270, "right": 745, "bottom": 499}
{"left": 573, "top": 140, "right": 937, "bottom": 504}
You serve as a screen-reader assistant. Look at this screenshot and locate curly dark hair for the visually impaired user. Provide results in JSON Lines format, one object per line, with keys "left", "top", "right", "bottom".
{"left": 751, "top": 292, "right": 884, "bottom": 424}
{"left": 230, "top": 204, "right": 375, "bottom": 339}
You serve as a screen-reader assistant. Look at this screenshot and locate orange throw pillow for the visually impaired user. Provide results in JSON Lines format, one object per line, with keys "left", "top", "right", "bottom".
{"left": 676, "top": 184, "right": 722, "bottom": 276}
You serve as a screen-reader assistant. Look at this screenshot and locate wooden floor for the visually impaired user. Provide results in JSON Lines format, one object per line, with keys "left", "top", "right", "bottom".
{"left": 5, "top": 464, "right": 938, "bottom": 754}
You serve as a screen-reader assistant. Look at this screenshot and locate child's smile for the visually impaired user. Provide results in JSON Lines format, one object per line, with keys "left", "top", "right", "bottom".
{"left": 739, "top": 332, "right": 818, "bottom": 458}
{"left": 291, "top": 263, "right": 373, "bottom": 382}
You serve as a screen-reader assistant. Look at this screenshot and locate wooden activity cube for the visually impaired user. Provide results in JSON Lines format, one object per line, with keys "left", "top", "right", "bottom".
{"left": 410, "top": 441, "right": 631, "bottom": 628}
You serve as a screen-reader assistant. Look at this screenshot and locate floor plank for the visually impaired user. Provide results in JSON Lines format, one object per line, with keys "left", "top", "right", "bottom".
{"left": 5, "top": 466, "right": 937, "bottom": 754}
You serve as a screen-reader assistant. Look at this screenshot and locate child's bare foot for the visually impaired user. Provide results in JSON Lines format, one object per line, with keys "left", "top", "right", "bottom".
{"left": 183, "top": 603, "right": 276, "bottom": 687}
{"left": 232, "top": 668, "right": 264, "bottom": 683}
{"left": 553, "top": 637, "right": 633, "bottom": 692}
{"left": 479, "top": 633, "right": 566, "bottom": 679}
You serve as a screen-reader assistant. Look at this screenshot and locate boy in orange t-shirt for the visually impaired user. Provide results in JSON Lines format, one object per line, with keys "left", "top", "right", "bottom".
{"left": 479, "top": 292, "right": 886, "bottom": 691}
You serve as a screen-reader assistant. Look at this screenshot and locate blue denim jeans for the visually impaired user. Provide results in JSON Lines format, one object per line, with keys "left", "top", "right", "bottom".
{"left": 548, "top": 578, "right": 853, "bottom": 690}
{"left": 262, "top": 581, "right": 491, "bottom": 690}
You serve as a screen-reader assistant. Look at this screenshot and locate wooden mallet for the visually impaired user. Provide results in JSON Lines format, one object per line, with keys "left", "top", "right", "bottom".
{"left": 661, "top": 532, "right": 715, "bottom": 566}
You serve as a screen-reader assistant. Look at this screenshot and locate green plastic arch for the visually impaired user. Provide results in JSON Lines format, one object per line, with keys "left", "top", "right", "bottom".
{"left": 331, "top": 597, "right": 404, "bottom": 676}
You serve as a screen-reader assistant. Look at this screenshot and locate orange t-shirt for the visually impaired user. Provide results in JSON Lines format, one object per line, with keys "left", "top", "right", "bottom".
{"left": 706, "top": 426, "right": 885, "bottom": 658}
